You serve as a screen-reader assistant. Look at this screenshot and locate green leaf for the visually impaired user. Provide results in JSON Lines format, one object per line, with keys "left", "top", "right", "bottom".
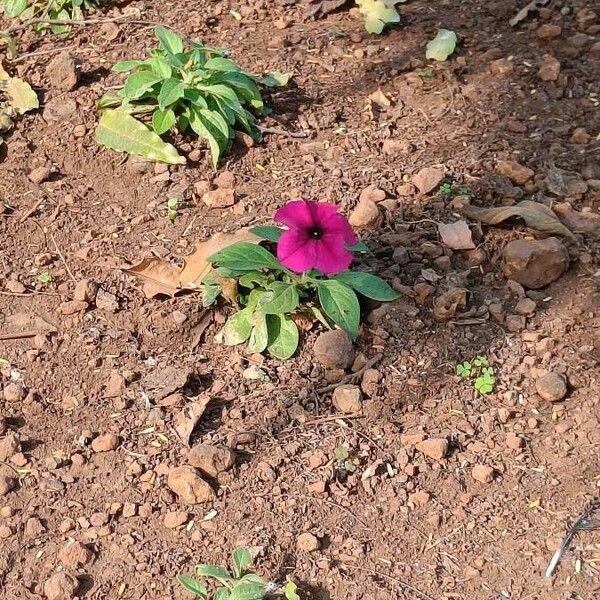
{"left": 6, "top": 77, "right": 38, "bottom": 114}
{"left": 260, "top": 71, "right": 291, "bottom": 87}
{"left": 112, "top": 59, "right": 145, "bottom": 73}
{"left": 222, "top": 307, "right": 254, "bottom": 346}
{"left": 201, "top": 277, "right": 222, "bottom": 307}
{"left": 232, "top": 548, "right": 253, "bottom": 579}
{"left": 334, "top": 272, "right": 399, "bottom": 302}
{"left": 347, "top": 240, "right": 369, "bottom": 253}
{"left": 284, "top": 581, "right": 301, "bottom": 600}
{"left": 238, "top": 271, "right": 269, "bottom": 289}
{"left": 157, "top": 78, "right": 185, "bottom": 110}
{"left": 317, "top": 280, "right": 360, "bottom": 340}
{"left": 189, "top": 107, "right": 227, "bottom": 167}
{"left": 205, "top": 57, "right": 241, "bottom": 72}
{"left": 148, "top": 56, "right": 173, "bottom": 79}
{"left": 259, "top": 282, "right": 299, "bottom": 315}
{"left": 356, "top": 0, "right": 402, "bottom": 34}
{"left": 152, "top": 108, "right": 176, "bottom": 135}
{"left": 208, "top": 242, "right": 282, "bottom": 272}
{"left": 4, "top": 0, "right": 28, "bottom": 17}
{"left": 195, "top": 564, "right": 232, "bottom": 579}
{"left": 121, "top": 71, "right": 161, "bottom": 100}
{"left": 214, "top": 589, "right": 231, "bottom": 600}
{"left": 229, "top": 582, "right": 265, "bottom": 600}
{"left": 247, "top": 312, "right": 269, "bottom": 354}
{"left": 249, "top": 225, "right": 283, "bottom": 243}
{"left": 95, "top": 109, "right": 185, "bottom": 164}
{"left": 426, "top": 29, "right": 458, "bottom": 61}
{"left": 155, "top": 25, "right": 184, "bottom": 55}
{"left": 266, "top": 314, "right": 299, "bottom": 360}
{"left": 176, "top": 575, "right": 208, "bottom": 598}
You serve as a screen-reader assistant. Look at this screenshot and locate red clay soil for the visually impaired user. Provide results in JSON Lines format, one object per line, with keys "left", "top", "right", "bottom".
{"left": 1, "top": 1, "right": 599, "bottom": 599}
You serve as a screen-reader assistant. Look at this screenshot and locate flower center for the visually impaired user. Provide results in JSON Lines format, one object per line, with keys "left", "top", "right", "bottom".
{"left": 309, "top": 226, "right": 323, "bottom": 240}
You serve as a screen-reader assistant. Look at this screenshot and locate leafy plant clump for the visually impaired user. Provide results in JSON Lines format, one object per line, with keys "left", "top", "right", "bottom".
{"left": 456, "top": 355, "right": 495, "bottom": 395}
{"left": 0, "top": 62, "right": 38, "bottom": 149}
{"left": 96, "top": 26, "right": 288, "bottom": 166}
{"left": 355, "top": 0, "right": 405, "bottom": 34}
{"left": 177, "top": 547, "right": 300, "bottom": 600}
{"left": 2, "top": 0, "right": 101, "bottom": 33}
{"left": 204, "top": 200, "right": 399, "bottom": 360}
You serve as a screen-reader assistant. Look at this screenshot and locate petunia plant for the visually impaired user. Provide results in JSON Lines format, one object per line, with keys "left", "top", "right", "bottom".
{"left": 204, "top": 199, "right": 400, "bottom": 360}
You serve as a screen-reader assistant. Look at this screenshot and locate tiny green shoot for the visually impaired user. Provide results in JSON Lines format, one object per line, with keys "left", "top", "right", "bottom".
{"left": 37, "top": 271, "right": 52, "bottom": 284}
{"left": 166, "top": 197, "right": 179, "bottom": 221}
{"left": 456, "top": 355, "right": 495, "bottom": 395}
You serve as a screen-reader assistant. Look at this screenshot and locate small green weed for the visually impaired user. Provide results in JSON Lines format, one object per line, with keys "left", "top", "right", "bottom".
{"left": 165, "top": 196, "right": 179, "bottom": 222}
{"left": 177, "top": 548, "right": 299, "bottom": 599}
{"left": 418, "top": 68, "right": 434, "bottom": 78}
{"left": 37, "top": 271, "right": 52, "bottom": 284}
{"left": 2, "top": 0, "right": 101, "bottom": 33}
{"left": 439, "top": 182, "right": 468, "bottom": 196}
{"left": 456, "top": 355, "right": 495, "bottom": 395}
{"left": 334, "top": 443, "right": 356, "bottom": 473}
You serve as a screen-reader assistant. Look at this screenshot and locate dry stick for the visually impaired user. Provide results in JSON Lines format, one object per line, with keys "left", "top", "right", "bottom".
{"left": 49, "top": 232, "right": 76, "bottom": 283}
{"left": 317, "top": 353, "right": 383, "bottom": 394}
{"left": 0, "top": 330, "right": 40, "bottom": 341}
{"left": 342, "top": 564, "right": 435, "bottom": 600}
{"left": 259, "top": 126, "right": 309, "bottom": 139}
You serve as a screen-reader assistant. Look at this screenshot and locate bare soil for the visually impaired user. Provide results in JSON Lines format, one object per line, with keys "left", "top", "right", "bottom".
{"left": 1, "top": 1, "right": 599, "bottom": 599}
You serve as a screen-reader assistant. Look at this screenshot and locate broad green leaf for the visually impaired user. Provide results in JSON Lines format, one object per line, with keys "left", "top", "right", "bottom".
{"left": 112, "top": 59, "right": 145, "bottom": 73}
{"left": 152, "top": 108, "right": 176, "bottom": 135}
{"left": 229, "top": 582, "right": 265, "bottom": 600}
{"left": 4, "top": 0, "right": 28, "bottom": 17}
{"left": 155, "top": 25, "right": 184, "bottom": 55}
{"left": 122, "top": 71, "right": 161, "bottom": 100}
{"left": 176, "top": 575, "right": 208, "bottom": 598}
{"left": 266, "top": 314, "right": 299, "bottom": 360}
{"left": 195, "top": 564, "right": 232, "bottom": 579}
{"left": 214, "top": 589, "right": 231, "bottom": 600}
{"left": 247, "top": 312, "right": 268, "bottom": 354}
{"left": 148, "top": 56, "right": 173, "bottom": 79}
{"left": 426, "top": 29, "right": 458, "bottom": 61}
{"left": 97, "top": 94, "right": 122, "bottom": 110}
{"left": 334, "top": 272, "right": 399, "bottom": 301}
{"left": 260, "top": 71, "right": 291, "bottom": 87}
{"left": 347, "top": 240, "right": 369, "bottom": 253}
{"left": 189, "top": 107, "right": 227, "bottom": 167}
{"left": 158, "top": 78, "right": 185, "bottom": 110}
{"left": 249, "top": 226, "right": 283, "bottom": 243}
{"left": 285, "top": 581, "right": 301, "bottom": 600}
{"left": 208, "top": 242, "right": 282, "bottom": 272}
{"left": 259, "top": 282, "right": 299, "bottom": 315}
{"left": 317, "top": 280, "right": 360, "bottom": 340}
{"left": 232, "top": 548, "right": 253, "bottom": 579}
{"left": 222, "top": 307, "right": 254, "bottom": 345}
{"left": 356, "top": 0, "right": 402, "bottom": 35}
{"left": 201, "top": 277, "right": 222, "bottom": 307}
{"left": 205, "top": 57, "right": 240, "bottom": 72}
{"left": 239, "top": 574, "right": 265, "bottom": 585}
{"left": 95, "top": 109, "right": 185, "bottom": 164}
{"left": 6, "top": 77, "right": 38, "bottom": 114}
{"left": 238, "top": 271, "right": 269, "bottom": 289}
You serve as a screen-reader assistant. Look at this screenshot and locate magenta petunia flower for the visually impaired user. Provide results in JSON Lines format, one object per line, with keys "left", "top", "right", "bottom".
{"left": 275, "top": 199, "right": 357, "bottom": 275}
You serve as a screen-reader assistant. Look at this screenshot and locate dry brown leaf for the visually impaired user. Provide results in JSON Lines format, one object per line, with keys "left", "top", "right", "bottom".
{"left": 462, "top": 200, "right": 576, "bottom": 241}
{"left": 369, "top": 88, "right": 391, "bottom": 108}
{"left": 179, "top": 229, "right": 260, "bottom": 289}
{"left": 173, "top": 397, "right": 212, "bottom": 446}
{"left": 553, "top": 203, "right": 600, "bottom": 239}
{"left": 509, "top": 0, "right": 549, "bottom": 27}
{"left": 433, "top": 288, "right": 467, "bottom": 321}
{"left": 438, "top": 220, "right": 475, "bottom": 250}
{"left": 140, "top": 365, "right": 192, "bottom": 401}
{"left": 5, "top": 312, "right": 57, "bottom": 334}
{"left": 124, "top": 257, "right": 180, "bottom": 299}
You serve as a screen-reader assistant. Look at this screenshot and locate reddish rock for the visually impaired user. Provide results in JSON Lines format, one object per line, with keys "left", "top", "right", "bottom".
{"left": 73, "top": 279, "right": 98, "bottom": 303}
{"left": 332, "top": 385, "right": 363, "bottom": 414}
{"left": 167, "top": 466, "right": 214, "bottom": 504}
{"left": 91, "top": 433, "right": 120, "bottom": 453}
{"left": 296, "top": 532, "right": 320, "bottom": 552}
{"left": 348, "top": 197, "right": 381, "bottom": 229}
{"left": 314, "top": 330, "right": 354, "bottom": 370}
{"left": 536, "top": 372, "right": 567, "bottom": 402}
{"left": 202, "top": 188, "right": 236, "bottom": 208}
{"left": 46, "top": 51, "right": 79, "bottom": 91}
{"left": 0, "top": 432, "right": 20, "bottom": 461}
{"left": 413, "top": 166, "right": 444, "bottom": 194}
{"left": 58, "top": 540, "right": 94, "bottom": 567}
{"left": 187, "top": 444, "right": 235, "bottom": 478}
{"left": 537, "top": 24, "right": 562, "bottom": 40}
{"left": 472, "top": 465, "right": 495, "bottom": 484}
{"left": 44, "top": 572, "right": 78, "bottom": 600}
{"left": 537, "top": 53, "right": 561, "bottom": 81}
{"left": 415, "top": 438, "right": 449, "bottom": 461}
{"left": 495, "top": 160, "right": 534, "bottom": 185}
{"left": 163, "top": 510, "right": 189, "bottom": 529}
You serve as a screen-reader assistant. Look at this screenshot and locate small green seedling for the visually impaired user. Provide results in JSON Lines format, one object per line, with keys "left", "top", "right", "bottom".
{"left": 456, "top": 355, "right": 495, "bottom": 395}
{"left": 439, "top": 182, "right": 469, "bottom": 197}
{"left": 37, "top": 271, "right": 52, "bottom": 284}
{"left": 439, "top": 182, "right": 453, "bottom": 195}
{"left": 177, "top": 548, "right": 300, "bottom": 600}
{"left": 166, "top": 197, "right": 179, "bottom": 221}
{"left": 3, "top": 0, "right": 101, "bottom": 33}
{"left": 419, "top": 68, "right": 434, "bottom": 78}
{"left": 334, "top": 443, "right": 356, "bottom": 473}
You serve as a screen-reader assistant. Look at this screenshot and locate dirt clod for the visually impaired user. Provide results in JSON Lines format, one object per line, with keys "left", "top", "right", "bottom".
{"left": 535, "top": 372, "right": 568, "bottom": 402}
{"left": 538, "top": 53, "right": 561, "bottom": 81}
{"left": 503, "top": 237, "right": 569, "bottom": 288}
{"left": 332, "top": 385, "right": 363, "bottom": 414}
{"left": 348, "top": 197, "right": 381, "bottom": 229}
{"left": 415, "top": 438, "right": 449, "bottom": 461}
{"left": 167, "top": 466, "right": 214, "bottom": 504}
{"left": 413, "top": 166, "right": 444, "bottom": 194}
{"left": 296, "top": 532, "right": 320, "bottom": 552}
{"left": 163, "top": 510, "right": 189, "bottom": 529}
{"left": 0, "top": 432, "right": 20, "bottom": 461}
{"left": 202, "top": 188, "right": 236, "bottom": 208}
{"left": 73, "top": 279, "right": 98, "bottom": 303}
{"left": 44, "top": 572, "right": 79, "bottom": 600}
{"left": 187, "top": 444, "right": 236, "bottom": 478}
{"left": 314, "top": 330, "right": 354, "bottom": 369}
{"left": 472, "top": 465, "right": 495, "bottom": 484}
{"left": 91, "top": 433, "right": 120, "bottom": 453}
{"left": 58, "top": 540, "right": 95, "bottom": 568}
{"left": 46, "top": 51, "right": 79, "bottom": 91}
{"left": 495, "top": 160, "right": 534, "bottom": 185}
{"left": 28, "top": 166, "right": 52, "bottom": 184}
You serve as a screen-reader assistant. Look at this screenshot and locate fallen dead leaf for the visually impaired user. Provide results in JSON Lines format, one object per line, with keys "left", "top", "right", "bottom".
{"left": 304, "top": 0, "right": 348, "bottom": 17}
{"left": 553, "top": 203, "right": 600, "bottom": 238}
{"left": 173, "top": 397, "right": 213, "bottom": 446}
{"left": 509, "top": 0, "right": 549, "bottom": 27}
{"left": 433, "top": 288, "right": 467, "bottom": 321}
{"left": 368, "top": 88, "right": 391, "bottom": 108}
{"left": 462, "top": 200, "right": 576, "bottom": 241}
{"left": 124, "top": 257, "right": 180, "bottom": 299}
{"left": 438, "top": 220, "right": 475, "bottom": 250}
{"left": 180, "top": 229, "right": 261, "bottom": 289}
{"left": 140, "top": 365, "right": 193, "bottom": 401}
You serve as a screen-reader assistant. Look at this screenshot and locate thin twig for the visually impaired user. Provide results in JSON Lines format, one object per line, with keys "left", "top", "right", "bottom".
{"left": 259, "top": 126, "right": 309, "bottom": 139}
{"left": 0, "top": 330, "right": 39, "bottom": 340}
{"left": 19, "top": 197, "right": 45, "bottom": 223}
{"left": 317, "top": 353, "right": 383, "bottom": 394}
{"left": 49, "top": 232, "right": 76, "bottom": 283}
